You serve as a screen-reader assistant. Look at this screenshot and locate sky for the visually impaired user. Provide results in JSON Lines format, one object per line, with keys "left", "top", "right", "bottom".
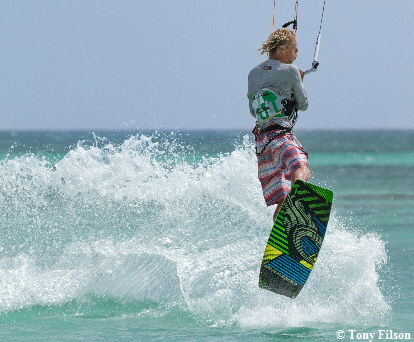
{"left": 0, "top": 0, "right": 413, "bottom": 131}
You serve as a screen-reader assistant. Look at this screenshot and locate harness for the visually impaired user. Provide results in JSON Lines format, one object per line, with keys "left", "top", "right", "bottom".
{"left": 250, "top": 88, "right": 297, "bottom": 156}
{"left": 252, "top": 124, "right": 292, "bottom": 157}
{"left": 251, "top": 89, "right": 297, "bottom": 124}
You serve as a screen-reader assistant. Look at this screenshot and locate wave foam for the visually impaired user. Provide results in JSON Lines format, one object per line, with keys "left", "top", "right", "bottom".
{"left": 0, "top": 133, "right": 391, "bottom": 327}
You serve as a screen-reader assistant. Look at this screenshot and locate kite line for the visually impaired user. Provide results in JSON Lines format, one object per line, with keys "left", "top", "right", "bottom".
{"left": 272, "top": 1, "right": 327, "bottom": 75}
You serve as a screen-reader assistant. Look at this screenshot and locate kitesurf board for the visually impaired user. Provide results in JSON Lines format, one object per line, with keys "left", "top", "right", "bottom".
{"left": 259, "top": 180, "right": 333, "bottom": 298}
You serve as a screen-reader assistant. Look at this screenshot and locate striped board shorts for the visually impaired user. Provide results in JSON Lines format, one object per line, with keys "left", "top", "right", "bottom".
{"left": 256, "top": 131, "right": 308, "bottom": 206}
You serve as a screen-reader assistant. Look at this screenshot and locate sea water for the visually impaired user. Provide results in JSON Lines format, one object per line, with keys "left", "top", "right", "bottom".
{"left": 0, "top": 130, "right": 413, "bottom": 341}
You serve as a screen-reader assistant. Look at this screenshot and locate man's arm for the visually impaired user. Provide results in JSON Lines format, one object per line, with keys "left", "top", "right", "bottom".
{"left": 292, "top": 67, "right": 308, "bottom": 111}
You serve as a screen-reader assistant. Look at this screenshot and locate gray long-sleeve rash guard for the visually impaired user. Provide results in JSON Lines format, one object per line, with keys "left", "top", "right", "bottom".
{"left": 247, "top": 59, "right": 308, "bottom": 131}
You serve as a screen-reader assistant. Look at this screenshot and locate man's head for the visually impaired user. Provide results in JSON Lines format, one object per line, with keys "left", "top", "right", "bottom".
{"left": 259, "top": 28, "right": 298, "bottom": 64}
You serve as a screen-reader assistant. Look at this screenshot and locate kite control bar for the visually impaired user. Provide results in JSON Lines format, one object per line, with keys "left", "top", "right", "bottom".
{"left": 274, "top": 0, "right": 326, "bottom": 77}
{"left": 303, "top": 0, "right": 326, "bottom": 76}
{"left": 282, "top": 19, "right": 297, "bottom": 31}
{"left": 303, "top": 33, "right": 321, "bottom": 75}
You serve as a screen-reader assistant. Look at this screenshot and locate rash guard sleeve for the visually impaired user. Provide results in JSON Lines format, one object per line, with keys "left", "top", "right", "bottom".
{"left": 291, "top": 67, "right": 308, "bottom": 111}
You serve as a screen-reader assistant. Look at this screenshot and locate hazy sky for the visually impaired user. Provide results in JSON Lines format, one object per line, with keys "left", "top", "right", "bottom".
{"left": 1, "top": 0, "right": 413, "bottom": 131}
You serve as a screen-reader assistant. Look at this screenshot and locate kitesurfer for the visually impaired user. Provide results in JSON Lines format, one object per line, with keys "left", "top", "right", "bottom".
{"left": 248, "top": 28, "right": 311, "bottom": 221}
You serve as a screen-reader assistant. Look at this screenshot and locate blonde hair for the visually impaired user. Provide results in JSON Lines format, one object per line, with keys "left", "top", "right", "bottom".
{"left": 259, "top": 28, "right": 296, "bottom": 56}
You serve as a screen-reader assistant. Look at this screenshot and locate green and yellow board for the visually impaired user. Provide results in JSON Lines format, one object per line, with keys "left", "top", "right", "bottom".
{"left": 259, "top": 180, "right": 333, "bottom": 298}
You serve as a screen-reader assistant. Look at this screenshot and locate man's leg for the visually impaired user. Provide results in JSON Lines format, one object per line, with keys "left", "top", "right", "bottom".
{"left": 291, "top": 165, "right": 311, "bottom": 184}
{"left": 272, "top": 165, "right": 311, "bottom": 221}
{"left": 273, "top": 201, "right": 284, "bottom": 222}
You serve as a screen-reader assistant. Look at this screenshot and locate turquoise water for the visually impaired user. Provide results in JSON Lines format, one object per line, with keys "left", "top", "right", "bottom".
{"left": 0, "top": 130, "right": 413, "bottom": 341}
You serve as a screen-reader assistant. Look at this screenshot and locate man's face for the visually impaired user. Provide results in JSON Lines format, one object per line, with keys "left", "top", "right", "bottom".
{"left": 280, "top": 39, "right": 298, "bottom": 64}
